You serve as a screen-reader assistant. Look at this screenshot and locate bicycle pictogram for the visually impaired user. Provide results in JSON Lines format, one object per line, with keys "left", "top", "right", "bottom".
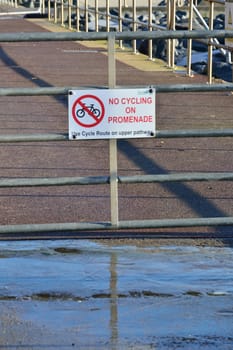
{"left": 71, "top": 94, "right": 105, "bottom": 128}
{"left": 76, "top": 103, "right": 101, "bottom": 119}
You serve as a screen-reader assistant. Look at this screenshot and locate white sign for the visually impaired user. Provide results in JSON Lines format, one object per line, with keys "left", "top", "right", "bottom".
{"left": 68, "top": 88, "right": 156, "bottom": 140}
{"left": 225, "top": 0, "right": 233, "bottom": 48}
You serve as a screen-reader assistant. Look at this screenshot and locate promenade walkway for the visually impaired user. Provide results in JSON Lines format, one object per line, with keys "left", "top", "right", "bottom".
{"left": 0, "top": 13, "right": 232, "bottom": 240}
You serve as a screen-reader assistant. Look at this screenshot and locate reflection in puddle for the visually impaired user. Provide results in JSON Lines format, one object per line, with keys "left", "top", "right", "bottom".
{"left": 0, "top": 240, "right": 233, "bottom": 348}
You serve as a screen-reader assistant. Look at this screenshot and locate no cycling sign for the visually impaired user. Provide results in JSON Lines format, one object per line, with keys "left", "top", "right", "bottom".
{"left": 68, "top": 88, "right": 156, "bottom": 140}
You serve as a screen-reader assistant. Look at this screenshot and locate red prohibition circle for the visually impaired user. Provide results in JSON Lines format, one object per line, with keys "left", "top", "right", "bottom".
{"left": 72, "top": 94, "right": 105, "bottom": 128}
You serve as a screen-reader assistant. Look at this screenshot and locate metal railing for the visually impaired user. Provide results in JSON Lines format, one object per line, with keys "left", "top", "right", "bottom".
{"left": 47, "top": 0, "right": 229, "bottom": 82}
{"left": 1, "top": 0, "right": 229, "bottom": 82}
{"left": 0, "top": 30, "right": 233, "bottom": 236}
{"left": 0, "top": 0, "right": 45, "bottom": 15}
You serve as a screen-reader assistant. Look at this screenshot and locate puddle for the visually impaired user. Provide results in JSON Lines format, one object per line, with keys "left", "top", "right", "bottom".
{"left": 0, "top": 240, "right": 233, "bottom": 349}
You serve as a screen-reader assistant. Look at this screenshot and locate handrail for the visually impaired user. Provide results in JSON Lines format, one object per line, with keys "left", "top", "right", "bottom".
{"left": 1, "top": 0, "right": 228, "bottom": 81}
{"left": 0, "top": 217, "right": 233, "bottom": 235}
{"left": 0, "top": 172, "right": 232, "bottom": 188}
{"left": 49, "top": 0, "right": 228, "bottom": 81}
{"left": 0, "top": 128, "right": 233, "bottom": 143}
{"left": 1, "top": 82, "right": 233, "bottom": 96}
{"left": 0, "top": 30, "right": 233, "bottom": 41}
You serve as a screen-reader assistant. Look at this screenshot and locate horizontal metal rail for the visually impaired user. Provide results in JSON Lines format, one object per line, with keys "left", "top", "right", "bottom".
{"left": 0, "top": 129, "right": 233, "bottom": 143}
{"left": 155, "top": 129, "right": 233, "bottom": 138}
{"left": 0, "top": 176, "right": 109, "bottom": 187}
{"left": 1, "top": 217, "right": 233, "bottom": 235}
{"left": 1, "top": 83, "right": 233, "bottom": 96}
{"left": 0, "top": 30, "right": 233, "bottom": 42}
{"left": 0, "top": 133, "right": 67, "bottom": 142}
{"left": 119, "top": 173, "right": 233, "bottom": 183}
{"left": 0, "top": 172, "right": 232, "bottom": 188}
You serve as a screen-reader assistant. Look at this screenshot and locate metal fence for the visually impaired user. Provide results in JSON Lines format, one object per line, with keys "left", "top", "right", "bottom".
{"left": 0, "top": 0, "right": 230, "bottom": 81}
{"left": 46, "top": 0, "right": 229, "bottom": 82}
{"left": 0, "top": 30, "right": 233, "bottom": 236}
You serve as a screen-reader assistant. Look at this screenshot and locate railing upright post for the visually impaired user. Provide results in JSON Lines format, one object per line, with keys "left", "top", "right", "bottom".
{"left": 54, "top": 0, "right": 57, "bottom": 23}
{"left": 208, "top": 0, "right": 214, "bottom": 84}
{"left": 41, "top": 0, "right": 45, "bottom": 15}
{"left": 48, "top": 0, "right": 51, "bottom": 21}
{"left": 106, "top": 0, "right": 110, "bottom": 32}
{"left": 95, "top": 0, "right": 99, "bottom": 32}
{"left": 118, "top": 0, "right": 123, "bottom": 48}
{"left": 187, "top": 0, "right": 193, "bottom": 76}
{"left": 85, "top": 0, "right": 88, "bottom": 32}
{"left": 132, "top": 0, "right": 137, "bottom": 54}
{"left": 170, "top": 0, "right": 176, "bottom": 68}
{"left": 167, "top": 0, "right": 171, "bottom": 67}
{"left": 108, "top": 32, "right": 119, "bottom": 227}
{"left": 76, "top": 0, "right": 80, "bottom": 31}
{"left": 148, "top": 0, "right": 153, "bottom": 60}
{"left": 68, "top": 0, "right": 72, "bottom": 29}
{"left": 61, "top": 0, "right": 64, "bottom": 26}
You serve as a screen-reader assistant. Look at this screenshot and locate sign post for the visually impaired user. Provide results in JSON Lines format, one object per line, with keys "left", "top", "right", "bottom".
{"left": 68, "top": 34, "right": 156, "bottom": 228}
{"left": 68, "top": 85, "right": 156, "bottom": 228}
{"left": 108, "top": 33, "right": 118, "bottom": 227}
